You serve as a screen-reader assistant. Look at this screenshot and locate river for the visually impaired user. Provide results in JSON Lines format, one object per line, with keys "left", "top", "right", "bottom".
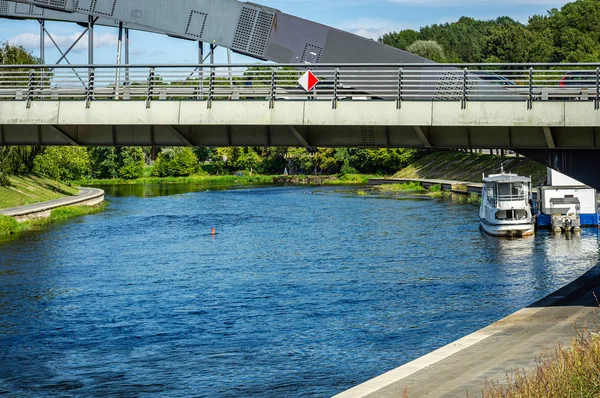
{"left": 0, "top": 184, "right": 598, "bottom": 397}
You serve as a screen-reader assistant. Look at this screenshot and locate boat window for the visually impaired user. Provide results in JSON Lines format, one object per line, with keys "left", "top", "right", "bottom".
{"left": 496, "top": 183, "right": 526, "bottom": 201}
{"left": 496, "top": 209, "right": 528, "bottom": 220}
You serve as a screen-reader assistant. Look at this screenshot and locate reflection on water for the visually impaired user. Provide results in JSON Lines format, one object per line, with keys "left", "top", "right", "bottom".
{"left": 0, "top": 184, "right": 598, "bottom": 397}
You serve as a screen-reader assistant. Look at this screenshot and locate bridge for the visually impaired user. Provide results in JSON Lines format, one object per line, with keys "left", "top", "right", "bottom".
{"left": 1, "top": 0, "right": 600, "bottom": 186}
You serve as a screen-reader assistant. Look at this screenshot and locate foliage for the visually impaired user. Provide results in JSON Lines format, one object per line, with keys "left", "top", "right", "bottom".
{"left": 152, "top": 147, "right": 198, "bottom": 177}
{"left": 0, "top": 146, "right": 42, "bottom": 185}
{"left": 379, "top": 0, "right": 600, "bottom": 63}
{"left": 0, "top": 203, "right": 106, "bottom": 237}
{"left": 483, "top": 328, "right": 600, "bottom": 398}
{"left": 33, "top": 147, "right": 90, "bottom": 181}
{"left": 407, "top": 40, "right": 446, "bottom": 62}
{"left": 88, "top": 147, "right": 145, "bottom": 179}
{"left": 0, "top": 41, "right": 39, "bottom": 65}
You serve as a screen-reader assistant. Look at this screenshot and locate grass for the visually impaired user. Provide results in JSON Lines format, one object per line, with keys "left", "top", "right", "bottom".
{"left": 77, "top": 174, "right": 277, "bottom": 186}
{"left": 394, "top": 151, "right": 547, "bottom": 185}
{"left": 0, "top": 202, "right": 106, "bottom": 237}
{"left": 482, "top": 327, "right": 600, "bottom": 398}
{"left": 375, "top": 182, "right": 426, "bottom": 192}
{"left": 0, "top": 175, "right": 79, "bottom": 209}
{"left": 76, "top": 173, "right": 381, "bottom": 187}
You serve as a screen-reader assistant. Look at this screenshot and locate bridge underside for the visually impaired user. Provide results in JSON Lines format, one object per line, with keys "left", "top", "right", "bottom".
{"left": 1, "top": 100, "right": 599, "bottom": 148}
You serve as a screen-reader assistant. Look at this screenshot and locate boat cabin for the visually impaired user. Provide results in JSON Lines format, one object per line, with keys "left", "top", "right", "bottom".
{"left": 483, "top": 175, "right": 531, "bottom": 220}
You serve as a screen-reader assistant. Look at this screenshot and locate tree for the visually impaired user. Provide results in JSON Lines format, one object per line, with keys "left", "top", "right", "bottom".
{"left": 118, "top": 147, "right": 145, "bottom": 179}
{"left": 406, "top": 41, "right": 446, "bottom": 62}
{"left": 152, "top": 147, "right": 198, "bottom": 177}
{"left": 0, "top": 43, "right": 41, "bottom": 185}
{"left": 33, "top": 147, "right": 90, "bottom": 181}
{"left": 379, "top": 30, "right": 419, "bottom": 50}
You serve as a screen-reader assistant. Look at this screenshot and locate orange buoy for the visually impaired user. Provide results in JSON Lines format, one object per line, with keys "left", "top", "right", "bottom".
{"left": 211, "top": 228, "right": 216, "bottom": 236}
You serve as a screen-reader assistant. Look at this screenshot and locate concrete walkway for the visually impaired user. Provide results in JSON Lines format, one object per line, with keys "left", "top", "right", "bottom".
{"left": 335, "top": 263, "right": 600, "bottom": 398}
{"left": 0, "top": 187, "right": 104, "bottom": 221}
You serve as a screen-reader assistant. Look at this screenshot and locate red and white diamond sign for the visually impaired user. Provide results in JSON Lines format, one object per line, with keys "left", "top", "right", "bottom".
{"left": 298, "top": 70, "right": 319, "bottom": 92}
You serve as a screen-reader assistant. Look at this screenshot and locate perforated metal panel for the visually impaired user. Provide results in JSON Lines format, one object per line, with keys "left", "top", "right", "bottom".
{"left": 186, "top": 10, "right": 207, "bottom": 39}
{"left": 232, "top": 5, "right": 274, "bottom": 57}
{"left": 93, "top": 0, "right": 116, "bottom": 16}
{"left": 248, "top": 10, "right": 273, "bottom": 56}
{"left": 75, "top": 0, "right": 93, "bottom": 12}
{"left": 31, "top": 0, "right": 66, "bottom": 9}
{"left": 232, "top": 6, "right": 256, "bottom": 52}
{"left": 0, "top": 0, "right": 8, "bottom": 13}
{"left": 301, "top": 43, "right": 323, "bottom": 64}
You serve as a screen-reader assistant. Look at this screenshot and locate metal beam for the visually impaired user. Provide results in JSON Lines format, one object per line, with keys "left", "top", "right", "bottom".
{"left": 289, "top": 126, "right": 311, "bottom": 148}
{"left": 166, "top": 126, "right": 192, "bottom": 146}
{"left": 414, "top": 126, "right": 432, "bottom": 148}
{"left": 543, "top": 127, "right": 556, "bottom": 149}
{"left": 48, "top": 125, "right": 79, "bottom": 146}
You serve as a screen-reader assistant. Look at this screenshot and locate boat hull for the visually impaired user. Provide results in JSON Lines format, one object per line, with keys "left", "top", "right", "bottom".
{"left": 480, "top": 219, "right": 535, "bottom": 237}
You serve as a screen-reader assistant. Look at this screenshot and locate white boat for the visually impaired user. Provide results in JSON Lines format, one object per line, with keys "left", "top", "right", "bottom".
{"left": 480, "top": 169, "right": 535, "bottom": 237}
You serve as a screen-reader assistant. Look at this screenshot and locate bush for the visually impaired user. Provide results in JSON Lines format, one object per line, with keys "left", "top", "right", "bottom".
{"left": 118, "top": 147, "right": 145, "bottom": 179}
{"left": 33, "top": 147, "right": 90, "bottom": 181}
{"left": 407, "top": 40, "right": 446, "bottom": 62}
{"left": 340, "top": 165, "right": 358, "bottom": 175}
{"left": 152, "top": 147, "right": 198, "bottom": 177}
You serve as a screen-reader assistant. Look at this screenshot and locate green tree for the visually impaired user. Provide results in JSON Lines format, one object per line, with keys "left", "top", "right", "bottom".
{"left": 118, "top": 147, "right": 145, "bottom": 179}
{"left": 379, "top": 30, "right": 419, "bottom": 51}
{"left": 33, "top": 147, "right": 90, "bottom": 181}
{"left": 406, "top": 41, "right": 446, "bottom": 62}
{"left": 152, "top": 147, "right": 198, "bottom": 177}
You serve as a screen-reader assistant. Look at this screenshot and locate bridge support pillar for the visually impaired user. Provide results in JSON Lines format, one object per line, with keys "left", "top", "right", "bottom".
{"left": 519, "top": 149, "right": 600, "bottom": 190}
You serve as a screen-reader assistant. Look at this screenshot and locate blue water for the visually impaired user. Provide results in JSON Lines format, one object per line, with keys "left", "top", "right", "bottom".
{"left": 0, "top": 185, "right": 598, "bottom": 397}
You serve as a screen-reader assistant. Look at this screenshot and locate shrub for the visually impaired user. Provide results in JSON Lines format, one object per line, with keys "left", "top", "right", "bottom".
{"left": 152, "top": 147, "right": 198, "bottom": 177}
{"left": 33, "top": 147, "right": 90, "bottom": 181}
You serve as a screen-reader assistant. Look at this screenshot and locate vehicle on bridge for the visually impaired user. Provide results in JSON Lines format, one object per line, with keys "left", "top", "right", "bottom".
{"left": 480, "top": 170, "right": 535, "bottom": 238}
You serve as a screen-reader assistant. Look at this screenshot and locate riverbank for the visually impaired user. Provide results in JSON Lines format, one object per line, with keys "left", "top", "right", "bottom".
{"left": 0, "top": 175, "right": 79, "bottom": 209}
{"left": 0, "top": 202, "right": 106, "bottom": 237}
{"left": 74, "top": 173, "right": 378, "bottom": 186}
{"left": 336, "top": 260, "right": 600, "bottom": 398}
{"left": 394, "top": 151, "right": 547, "bottom": 185}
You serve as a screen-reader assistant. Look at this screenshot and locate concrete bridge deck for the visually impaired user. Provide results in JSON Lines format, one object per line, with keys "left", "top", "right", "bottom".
{"left": 2, "top": 100, "right": 600, "bottom": 148}
{"left": 335, "top": 262, "right": 600, "bottom": 398}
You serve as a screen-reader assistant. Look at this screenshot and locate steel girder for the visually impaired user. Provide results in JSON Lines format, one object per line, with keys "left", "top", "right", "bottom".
{"left": 7, "top": 0, "right": 429, "bottom": 64}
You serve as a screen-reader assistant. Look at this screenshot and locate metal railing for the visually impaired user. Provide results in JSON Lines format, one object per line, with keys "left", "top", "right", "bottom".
{"left": 1, "top": 62, "right": 600, "bottom": 109}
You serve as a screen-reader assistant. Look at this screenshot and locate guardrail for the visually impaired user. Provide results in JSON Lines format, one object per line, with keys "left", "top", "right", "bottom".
{"left": 0, "top": 63, "right": 599, "bottom": 110}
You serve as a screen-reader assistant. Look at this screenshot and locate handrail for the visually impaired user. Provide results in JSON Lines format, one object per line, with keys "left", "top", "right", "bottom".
{"left": 1, "top": 63, "right": 600, "bottom": 109}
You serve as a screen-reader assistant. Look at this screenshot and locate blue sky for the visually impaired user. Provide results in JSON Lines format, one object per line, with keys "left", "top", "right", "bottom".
{"left": 0, "top": 0, "right": 572, "bottom": 65}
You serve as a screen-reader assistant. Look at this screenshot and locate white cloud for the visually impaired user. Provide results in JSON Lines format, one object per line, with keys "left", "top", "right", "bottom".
{"left": 8, "top": 32, "right": 118, "bottom": 52}
{"left": 337, "top": 18, "right": 412, "bottom": 39}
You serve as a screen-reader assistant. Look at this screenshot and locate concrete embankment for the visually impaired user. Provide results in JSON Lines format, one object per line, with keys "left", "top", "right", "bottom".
{"left": 0, "top": 187, "right": 105, "bottom": 222}
{"left": 335, "top": 261, "right": 600, "bottom": 398}
{"left": 369, "top": 178, "right": 483, "bottom": 195}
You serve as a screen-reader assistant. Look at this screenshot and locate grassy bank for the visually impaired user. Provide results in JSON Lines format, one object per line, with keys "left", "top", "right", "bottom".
{"left": 0, "top": 203, "right": 106, "bottom": 237}
{"left": 75, "top": 173, "right": 379, "bottom": 186}
{"left": 0, "top": 175, "right": 79, "bottom": 210}
{"left": 483, "top": 327, "right": 600, "bottom": 397}
{"left": 394, "top": 151, "right": 547, "bottom": 185}
{"left": 372, "top": 182, "right": 482, "bottom": 205}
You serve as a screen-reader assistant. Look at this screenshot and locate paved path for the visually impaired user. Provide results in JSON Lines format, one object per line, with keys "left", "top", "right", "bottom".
{"left": 0, "top": 187, "right": 105, "bottom": 218}
{"left": 336, "top": 262, "right": 600, "bottom": 398}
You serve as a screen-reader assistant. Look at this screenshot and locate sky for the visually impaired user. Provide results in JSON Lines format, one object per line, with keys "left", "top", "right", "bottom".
{"left": 0, "top": 0, "right": 573, "bottom": 65}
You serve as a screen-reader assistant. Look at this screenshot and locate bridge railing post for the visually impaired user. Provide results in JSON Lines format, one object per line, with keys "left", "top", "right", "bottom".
{"left": 461, "top": 67, "right": 467, "bottom": 110}
{"left": 86, "top": 67, "right": 95, "bottom": 109}
{"left": 208, "top": 67, "right": 215, "bottom": 109}
{"left": 528, "top": 67, "right": 533, "bottom": 110}
{"left": 146, "top": 67, "right": 155, "bottom": 109}
{"left": 269, "top": 68, "right": 275, "bottom": 109}
{"left": 397, "top": 67, "right": 403, "bottom": 110}
{"left": 26, "top": 69, "right": 34, "bottom": 109}
{"left": 595, "top": 68, "right": 600, "bottom": 110}
{"left": 333, "top": 67, "right": 339, "bottom": 109}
